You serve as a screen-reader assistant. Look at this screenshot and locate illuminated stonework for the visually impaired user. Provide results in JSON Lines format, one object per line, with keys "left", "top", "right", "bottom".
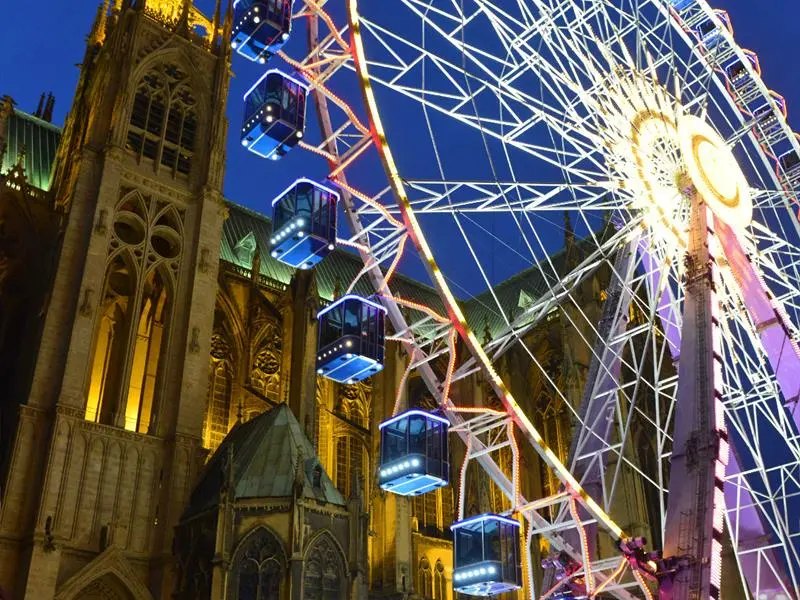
{"left": 144, "top": 0, "right": 214, "bottom": 40}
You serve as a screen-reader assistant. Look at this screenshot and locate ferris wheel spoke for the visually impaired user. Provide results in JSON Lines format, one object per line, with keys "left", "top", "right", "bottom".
{"left": 355, "top": 14, "right": 616, "bottom": 168}
{"left": 291, "top": 0, "right": 800, "bottom": 596}
{"left": 452, "top": 219, "right": 643, "bottom": 385}
{"left": 398, "top": 179, "right": 622, "bottom": 214}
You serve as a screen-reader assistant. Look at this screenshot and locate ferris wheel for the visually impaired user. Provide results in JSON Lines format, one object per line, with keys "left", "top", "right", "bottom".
{"left": 230, "top": 0, "right": 800, "bottom": 598}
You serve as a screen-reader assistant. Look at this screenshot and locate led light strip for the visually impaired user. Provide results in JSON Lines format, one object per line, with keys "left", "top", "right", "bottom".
{"left": 346, "top": 0, "right": 627, "bottom": 543}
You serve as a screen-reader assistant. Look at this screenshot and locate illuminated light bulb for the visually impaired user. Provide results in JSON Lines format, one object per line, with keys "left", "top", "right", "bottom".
{"left": 488, "top": 566, "right": 496, "bottom": 575}
{"left": 282, "top": 32, "right": 290, "bottom": 40}
{"left": 271, "top": 154, "right": 279, "bottom": 161}
{"left": 267, "top": 105, "right": 272, "bottom": 111}
{"left": 345, "top": 353, "right": 353, "bottom": 359}
{"left": 345, "top": 340, "right": 352, "bottom": 347}
{"left": 403, "top": 461, "right": 410, "bottom": 468}
{"left": 297, "top": 218, "right": 305, "bottom": 226}
{"left": 296, "top": 131, "right": 303, "bottom": 138}
{"left": 317, "top": 368, "right": 323, "bottom": 374}
{"left": 241, "top": 139, "right": 249, "bottom": 146}
{"left": 411, "top": 458, "right": 420, "bottom": 467}
{"left": 253, "top": 15, "right": 261, "bottom": 23}
{"left": 327, "top": 243, "right": 335, "bottom": 251}
{"left": 297, "top": 231, "right": 305, "bottom": 238}
{"left": 270, "top": 237, "right": 276, "bottom": 244}
{"left": 271, "top": 251, "right": 278, "bottom": 257}
{"left": 254, "top": 6, "right": 259, "bottom": 11}
{"left": 231, "top": 41, "right": 239, "bottom": 49}
{"left": 479, "top": 568, "right": 487, "bottom": 575}
{"left": 266, "top": 115, "right": 274, "bottom": 123}
{"left": 258, "top": 57, "right": 266, "bottom": 65}
{"left": 347, "top": 379, "right": 354, "bottom": 384}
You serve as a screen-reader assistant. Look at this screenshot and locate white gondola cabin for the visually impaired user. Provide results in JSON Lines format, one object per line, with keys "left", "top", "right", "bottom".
{"left": 452, "top": 514, "right": 523, "bottom": 596}
{"left": 316, "top": 295, "right": 386, "bottom": 384}
{"left": 231, "top": 0, "right": 293, "bottom": 64}
{"left": 269, "top": 178, "right": 338, "bottom": 269}
{"left": 378, "top": 409, "right": 450, "bottom": 496}
{"left": 241, "top": 70, "right": 308, "bottom": 161}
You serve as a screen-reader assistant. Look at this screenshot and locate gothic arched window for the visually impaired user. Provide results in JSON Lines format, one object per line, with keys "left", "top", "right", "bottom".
{"left": 434, "top": 560, "right": 447, "bottom": 600}
{"left": 418, "top": 557, "right": 433, "bottom": 599}
{"left": 230, "top": 528, "right": 286, "bottom": 600}
{"left": 303, "top": 533, "right": 346, "bottom": 599}
{"left": 85, "top": 193, "right": 182, "bottom": 434}
{"left": 203, "top": 353, "right": 233, "bottom": 452}
{"left": 127, "top": 63, "right": 197, "bottom": 176}
{"left": 335, "top": 435, "right": 364, "bottom": 498}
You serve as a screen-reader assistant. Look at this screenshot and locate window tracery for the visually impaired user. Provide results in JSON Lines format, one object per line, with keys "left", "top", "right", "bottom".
{"left": 333, "top": 382, "right": 370, "bottom": 498}
{"left": 85, "top": 192, "right": 183, "bottom": 433}
{"left": 303, "top": 534, "right": 345, "bottom": 600}
{"left": 434, "top": 560, "right": 447, "bottom": 600}
{"left": 230, "top": 528, "right": 286, "bottom": 600}
{"left": 250, "top": 321, "right": 282, "bottom": 401}
{"left": 417, "top": 557, "right": 433, "bottom": 599}
{"left": 127, "top": 63, "right": 197, "bottom": 176}
{"left": 203, "top": 330, "right": 234, "bottom": 451}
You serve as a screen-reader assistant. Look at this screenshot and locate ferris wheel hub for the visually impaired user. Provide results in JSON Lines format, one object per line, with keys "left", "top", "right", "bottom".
{"left": 677, "top": 115, "right": 753, "bottom": 230}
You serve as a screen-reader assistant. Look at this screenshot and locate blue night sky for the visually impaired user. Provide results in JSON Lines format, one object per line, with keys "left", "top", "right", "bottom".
{"left": 1, "top": 0, "right": 799, "bottom": 290}
{"left": 1, "top": 2, "right": 797, "bottom": 201}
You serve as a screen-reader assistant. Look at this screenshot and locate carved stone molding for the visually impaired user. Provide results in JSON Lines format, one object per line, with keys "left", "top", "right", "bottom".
{"left": 120, "top": 171, "right": 193, "bottom": 206}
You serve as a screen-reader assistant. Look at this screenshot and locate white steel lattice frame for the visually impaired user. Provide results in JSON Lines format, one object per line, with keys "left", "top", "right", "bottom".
{"left": 277, "top": 0, "right": 800, "bottom": 598}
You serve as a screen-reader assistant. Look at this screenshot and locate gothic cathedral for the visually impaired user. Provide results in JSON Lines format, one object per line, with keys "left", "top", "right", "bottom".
{"left": 0, "top": 2, "right": 658, "bottom": 600}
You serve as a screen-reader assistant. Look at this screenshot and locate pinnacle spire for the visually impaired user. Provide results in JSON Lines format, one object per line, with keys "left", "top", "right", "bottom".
{"left": 212, "top": 0, "right": 222, "bottom": 45}
{"left": 89, "top": 0, "right": 111, "bottom": 46}
{"left": 176, "top": 0, "right": 192, "bottom": 36}
{"left": 222, "top": 0, "right": 234, "bottom": 56}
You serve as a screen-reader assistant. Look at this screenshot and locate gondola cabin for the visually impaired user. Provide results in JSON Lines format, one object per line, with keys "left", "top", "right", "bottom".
{"left": 452, "top": 514, "right": 523, "bottom": 596}
{"left": 316, "top": 295, "right": 386, "bottom": 384}
{"left": 231, "top": 0, "right": 293, "bottom": 64}
{"left": 241, "top": 70, "right": 308, "bottom": 160}
{"left": 378, "top": 409, "right": 450, "bottom": 496}
{"left": 270, "top": 178, "right": 338, "bottom": 269}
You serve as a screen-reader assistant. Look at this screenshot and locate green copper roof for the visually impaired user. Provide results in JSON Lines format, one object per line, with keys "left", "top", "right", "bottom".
{"left": 222, "top": 201, "right": 444, "bottom": 309}
{"left": 184, "top": 404, "right": 345, "bottom": 519}
{"left": 1, "top": 109, "right": 61, "bottom": 191}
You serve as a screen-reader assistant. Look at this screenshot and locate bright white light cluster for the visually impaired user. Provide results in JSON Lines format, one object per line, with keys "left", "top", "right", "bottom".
{"left": 317, "top": 339, "right": 354, "bottom": 363}
{"left": 454, "top": 566, "right": 497, "bottom": 582}
{"left": 270, "top": 218, "right": 306, "bottom": 246}
{"left": 380, "top": 458, "right": 421, "bottom": 478}
{"left": 592, "top": 45, "right": 751, "bottom": 237}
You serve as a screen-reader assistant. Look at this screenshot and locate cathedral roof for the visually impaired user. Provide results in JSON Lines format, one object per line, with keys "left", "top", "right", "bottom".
{"left": 1, "top": 108, "right": 61, "bottom": 191}
{"left": 222, "top": 201, "right": 446, "bottom": 309}
{"left": 463, "top": 231, "right": 607, "bottom": 340}
{"left": 184, "top": 403, "right": 345, "bottom": 519}
{"left": 3, "top": 109, "right": 597, "bottom": 339}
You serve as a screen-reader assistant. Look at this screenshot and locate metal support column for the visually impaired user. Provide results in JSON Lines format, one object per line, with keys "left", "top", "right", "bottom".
{"left": 660, "top": 195, "right": 728, "bottom": 600}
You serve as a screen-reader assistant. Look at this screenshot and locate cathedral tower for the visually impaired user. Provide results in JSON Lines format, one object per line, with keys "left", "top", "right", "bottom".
{"left": 0, "top": 1, "right": 232, "bottom": 597}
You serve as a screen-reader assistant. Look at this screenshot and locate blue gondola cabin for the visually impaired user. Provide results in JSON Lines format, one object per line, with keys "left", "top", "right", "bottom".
{"left": 270, "top": 178, "right": 338, "bottom": 269}
{"left": 316, "top": 295, "right": 386, "bottom": 384}
{"left": 231, "top": 0, "right": 293, "bottom": 64}
{"left": 452, "top": 514, "right": 523, "bottom": 596}
{"left": 378, "top": 409, "right": 450, "bottom": 496}
{"left": 241, "top": 69, "right": 308, "bottom": 160}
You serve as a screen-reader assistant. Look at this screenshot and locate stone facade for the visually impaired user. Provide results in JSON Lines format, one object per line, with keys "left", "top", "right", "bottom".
{"left": 0, "top": 2, "right": 666, "bottom": 600}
